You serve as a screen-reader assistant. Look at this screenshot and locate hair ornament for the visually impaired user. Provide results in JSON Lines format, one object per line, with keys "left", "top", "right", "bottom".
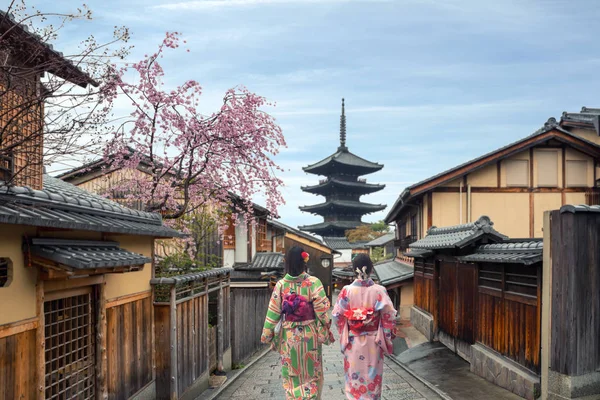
{"left": 301, "top": 252, "right": 310, "bottom": 262}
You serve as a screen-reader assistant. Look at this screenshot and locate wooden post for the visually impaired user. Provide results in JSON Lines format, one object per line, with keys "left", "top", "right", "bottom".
{"left": 96, "top": 280, "right": 108, "bottom": 399}
{"left": 217, "top": 277, "right": 224, "bottom": 372}
{"left": 204, "top": 279, "right": 209, "bottom": 375}
{"left": 170, "top": 285, "right": 178, "bottom": 399}
{"left": 36, "top": 280, "right": 45, "bottom": 400}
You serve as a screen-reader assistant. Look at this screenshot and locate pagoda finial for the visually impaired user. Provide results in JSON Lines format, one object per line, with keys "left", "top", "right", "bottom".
{"left": 340, "top": 98, "right": 347, "bottom": 149}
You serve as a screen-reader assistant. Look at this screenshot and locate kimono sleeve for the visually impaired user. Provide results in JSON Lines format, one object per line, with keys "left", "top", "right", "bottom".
{"left": 332, "top": 286, "right": 350, "bottom": 334}
{"left": 311, "top": 277, "right": 334, "bottom": 345}
{"left": 375, "top": 285, "right": 398, "bottom": 355}
{"left": 261, "top": 280, "right": 282, "bottom": 344}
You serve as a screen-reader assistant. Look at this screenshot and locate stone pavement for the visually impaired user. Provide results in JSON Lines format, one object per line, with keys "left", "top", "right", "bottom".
{"left": 214, "top": 323, "right": 443, "bottom": 400}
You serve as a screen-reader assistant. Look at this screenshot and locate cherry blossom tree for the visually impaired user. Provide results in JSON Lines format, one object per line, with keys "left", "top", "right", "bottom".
{"left": 102, "top": 32, "right": 286, "bottom": 234}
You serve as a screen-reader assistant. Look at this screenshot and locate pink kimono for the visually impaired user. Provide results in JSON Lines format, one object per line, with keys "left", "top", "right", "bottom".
{"left": 332, "top": 278, "right": 397, "bottom": 400}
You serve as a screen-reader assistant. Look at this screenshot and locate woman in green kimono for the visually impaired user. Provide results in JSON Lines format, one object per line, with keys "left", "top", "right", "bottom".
{"left": 261, "top": 246, "right": 334, "bottom": 399}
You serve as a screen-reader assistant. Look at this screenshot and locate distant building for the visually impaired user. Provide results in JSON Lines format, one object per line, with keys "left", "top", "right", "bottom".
{"left": 299, "top": 99, "right": 386, "bottom": 237}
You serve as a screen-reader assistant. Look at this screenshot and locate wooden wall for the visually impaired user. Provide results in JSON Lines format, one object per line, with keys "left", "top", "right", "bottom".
{"left": 0, "top": 321, "right": 37, "bottom": 400}
{"left": 230, "top": 288, "right": 271, "bottom": 365}
{"left": 550, "top": 210, "right": 600, "bottom": 376}
{"left": 155, "top": 294, "right": 210, "bottom": 398}
{"left": 285, "top": 236, "right": 332, "bottom": 301}
{"left": 414, "top": 259, "right": 437, "bottom": 316}
{"left": 106, "top": 293, "right": 153, "bottom": 400}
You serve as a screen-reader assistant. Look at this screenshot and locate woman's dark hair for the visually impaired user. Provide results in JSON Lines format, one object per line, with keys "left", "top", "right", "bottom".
{"left": 285, "top": 246, "right": 306, "bottom": 277}
{"left": 352, "top": 253, "right": 374, "bottom": 277}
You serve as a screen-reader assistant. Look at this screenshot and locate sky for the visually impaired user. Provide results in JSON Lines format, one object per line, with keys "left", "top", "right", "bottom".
{"left": 32, "top": 0, "right": 600, "bottom": 230}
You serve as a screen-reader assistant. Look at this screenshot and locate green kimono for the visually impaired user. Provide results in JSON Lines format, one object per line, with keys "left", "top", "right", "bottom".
{"left": 261, "top": 273, "right": 334, "bottom": 399}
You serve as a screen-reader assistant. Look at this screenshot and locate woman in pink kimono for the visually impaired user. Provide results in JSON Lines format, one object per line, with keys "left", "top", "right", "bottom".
{"left": 332, "top": 254, "right": 397, "bottom": 400}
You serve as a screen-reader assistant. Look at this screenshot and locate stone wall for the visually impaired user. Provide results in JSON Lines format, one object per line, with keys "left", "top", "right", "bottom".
{"left": 471, "top": 344, "right": 540, "bottom": 400}
{"left": 410, "top": 306, "right": 434, "bottom": 342}
{"left": 547, "top": 369, "right": 600, "bottom": 399}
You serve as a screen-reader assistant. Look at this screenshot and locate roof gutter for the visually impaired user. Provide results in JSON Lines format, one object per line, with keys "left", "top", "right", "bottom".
{"left": 384, "top": 188, "right": 412, "bottom": 223}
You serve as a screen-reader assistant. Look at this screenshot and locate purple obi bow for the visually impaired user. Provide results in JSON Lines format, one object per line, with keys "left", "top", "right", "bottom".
{"left": 282, "top": 293, "right": 315, "bottom": 322}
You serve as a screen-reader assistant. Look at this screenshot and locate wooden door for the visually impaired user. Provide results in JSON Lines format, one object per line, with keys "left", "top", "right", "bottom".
{"left": 44, "top": 288, "right": 96, "bottom": 400}
{"left": 455, "top": 263, "right": 477, "bottom": 344}
{"left": 438, "top": 261, "right": 457, "bottom": 337}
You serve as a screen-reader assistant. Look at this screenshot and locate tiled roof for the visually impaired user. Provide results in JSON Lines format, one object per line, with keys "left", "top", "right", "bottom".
{"left": 300, "top": 200, "right": 386, "bottom": 214}
{"left": 301, "top": 179, "right": 385, "bottom": 195}
{"left": 27, "top": 238, "right": 150, "bottom": 269}
{"left": 409, "top": 216, "right": 507, "bottom": 250}
{"left": 323, "top": 237, "right": 369, "bottom": 250}
{"left": 373, "top": 258, "right": 414, "bottom": 286}
{"left": 560, "top": 107, "right": 600, "bottom": 134}
{"left": 561, "top": 204, "right": 600, "bottom": 214}
{"left": 268, "top": 219, "right": 326, "bottom": 246}
{"left": 365, "top": 232, "right": 395, "bottom": 247}
{"left": 332, "top": 267, "right": 355, "bottom": 279}
{"left": 237, "top": 252, "right": 284, "bottom": 271}
{"left": 457, "top": 240, "right": 543, "bottom": 265}
{"left": 150, "top": 267, "right": 233, "bottom": 285}
{"left": 298, "top": 221, "right": 360, "bottom": 234}
{"left": 0, "top": 175, "right": 180, "bottom": 237}
{"left": 303, "top": 148, "right": 383, "bottom": 176}
{"left": 0, "top": 11, "right": 96, "bottom": 87}
{"left": 403, "top": 248, "right": 434, "bottom": 259}
{"left": 385, "top": 119, "right": 600, "bottom": 223}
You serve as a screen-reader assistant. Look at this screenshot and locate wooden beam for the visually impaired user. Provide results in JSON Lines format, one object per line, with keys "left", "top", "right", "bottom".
{"left": 96, "top": 281, "right": 108, "bottom": 399}
{"left": 562, "top": 147, "right": 566, "bottom": 189}
{"left": 427, "top": 193, "right": 433, "bottom": 229}
{"left": 169, "top": 285, "right": 178, "bottom": 399}
{"left": 217, "top": 277, "right": 224, "bottom": 372}
{"left": 44, "top": 275, "right": 104, "bottom": 293}
{"left": 530, "top": 148, "right": 534, "bottom": 189}
{"left": 105, "top": 291, "right": 151, "bottom": 309}
{"left": 431, "top": 186, "right": 592, "bottom": 193}
{"left": 530, "top": 192, "right": 534, "bottom": 237}
{"left": 497, "top": 161, "right": 501, "bottom": 188}
{"left": 35, "top": 281, "right": 45, "bottom": 399}
{"left": 0, "top": 317, "right": 38, "bottom": 339}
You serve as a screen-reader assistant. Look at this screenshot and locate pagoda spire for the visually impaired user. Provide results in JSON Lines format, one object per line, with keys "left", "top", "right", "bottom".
{"left": 339, "top": 98, "right": 347, "bottom": 150}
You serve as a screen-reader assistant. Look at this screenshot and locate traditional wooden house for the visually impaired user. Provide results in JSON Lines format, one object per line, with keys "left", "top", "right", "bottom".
{"left": 385, "top": 117, "right": 600, "bottom": 249}
{"left": 323, "top": 236, "right": 369, "bottom": 268}
{"left": 406, "top": 216, "right": 543, "bottom": 399}
{"left": 365, "top": 232, "right": 395, "bottom": 259}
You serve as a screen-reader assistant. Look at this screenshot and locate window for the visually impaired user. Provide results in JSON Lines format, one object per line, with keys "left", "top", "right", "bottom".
{"left": 537, "top": 151, "right": 558, "bottom": 187}
{"left": 0, "top": 153, "right": 13, "bottom": 182}
{"left": 505, "top": 159, "right": 529, "bottom": 187}
{"left": 566, "top": 160, "right": 588, "bottom": 187}
{"left": 0, "top": 258, "right": 12, "bottom": 287}
{"left": 410, "top": 214, "right": 417, "bottom": 239}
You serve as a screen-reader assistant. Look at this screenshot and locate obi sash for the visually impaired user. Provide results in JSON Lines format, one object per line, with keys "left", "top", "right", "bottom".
{"left": 281, "top": 293, "right": 315, "bottom": 322}
{"left": 344, "top": 307, "right": 380, "bottom": 335}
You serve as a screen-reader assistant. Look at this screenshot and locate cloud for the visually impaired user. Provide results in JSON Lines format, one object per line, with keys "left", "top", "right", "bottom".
{"left": 153, "top": 0, "right": 392, "bottom": 10}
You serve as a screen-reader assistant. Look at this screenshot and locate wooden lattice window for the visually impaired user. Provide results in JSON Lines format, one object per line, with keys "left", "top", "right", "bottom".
{"left": 0, "top": 257, "right": 12, "bottom": 287}
{"left": 44, "top": 290, "right": 95, "bottom": 399}
{"left": 505, "top": 264, "right": 537, "bottom": 299}
{"left": 414, "top": 259, "right": 424, "bottom": 276}
{"left": 257, "top": 218, "right": 269, "bottom": 252}
{"left": 478, "top": 264, "right": 503, "bottom": 292}
{"left": 423, "top": 261, "right": 435, "bottom": 277}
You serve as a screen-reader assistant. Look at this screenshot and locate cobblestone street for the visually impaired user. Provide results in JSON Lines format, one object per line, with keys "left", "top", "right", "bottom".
{"left": 215, "top": 324, "right": 443, "bottom": 400}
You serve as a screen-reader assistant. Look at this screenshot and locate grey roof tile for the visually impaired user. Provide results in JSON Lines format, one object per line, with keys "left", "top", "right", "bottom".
{"left": 365, "top": 232, "right": 395, "bottom": 247}
{"left": 332, "top": 267, "right": 355, "bottom": 279}
{"left": 300, "top": 200, "right": 386, "bottom": 214}
{"left": 236, "top": 252, "right": 284, "bottom": 271}
{"left": 303, "top": 148, "right": 383, "bottom": 175}
{"left": 28, "top": 238, "right": 151, "bottom": 269}
{"left": 301, "top": 178, "right": 385, "bottom": 195}
{"left": 373, "top": 259, "right": 414, "bottom": 286}
{"left": 323, "top": 236, "right": 369, "bottom": 250}
{"left": 560, "top": 204, "right": 600, "bottom": 214}
{"left": 298, "top": 221, "right": 361, "bottom": 234}
{"left": 457, "top": 240, "right": 543, "bottom": 265}
{"left": 0, "top": 175, "right": 180, "bottom": 237}
{"left": 150, "top": 267, "right": 233, "bottom": 285}
{"left": 409, "top": 216, "right": 507, "bottom": 250}
{"left": 403, "top": 248, "right": 434, "bottom": 259}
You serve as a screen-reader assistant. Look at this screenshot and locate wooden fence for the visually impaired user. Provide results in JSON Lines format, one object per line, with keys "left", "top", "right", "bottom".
{"left": 151, "top": 267, "right": 231, "bottom": 399}
{"left": 230, "top": 287, "right": 271, "bottom": 365}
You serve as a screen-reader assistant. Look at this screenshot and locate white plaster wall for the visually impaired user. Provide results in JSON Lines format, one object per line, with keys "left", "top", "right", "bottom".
{"left": 251, "top": 224, "right": 257, "bottom": 259}
{"left": 223, "top": 249, "right": 235, "bottom": 268}
{"left": 235, "top": 224, "right": 248, "bottom": 263}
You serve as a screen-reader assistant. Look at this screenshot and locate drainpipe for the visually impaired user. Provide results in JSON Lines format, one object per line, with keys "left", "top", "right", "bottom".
{"left": 467, "top": 184, "right": 472, "bottom": 223}
{"left": 459, "top": 180, "right": 463, "bottom": 224}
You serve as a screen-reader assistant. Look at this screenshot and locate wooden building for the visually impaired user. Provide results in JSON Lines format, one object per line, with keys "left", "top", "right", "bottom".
{"left": 406, "top": 216, "right": 543, "bottom": 399}
{"left": 372, "top": 258, "right": 414, "bottom": 320}
{"left": 385, "top": 117, "right": 600, "bottom": 250}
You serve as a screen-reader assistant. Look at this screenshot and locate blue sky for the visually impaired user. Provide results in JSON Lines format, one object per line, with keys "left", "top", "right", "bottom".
{"left": 38, "top": 0, "right": 600, "bottom": 230}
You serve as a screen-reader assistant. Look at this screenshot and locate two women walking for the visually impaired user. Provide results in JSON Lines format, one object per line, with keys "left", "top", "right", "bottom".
{"left": 261, "top": 247, "right": 397, "bottom": 400}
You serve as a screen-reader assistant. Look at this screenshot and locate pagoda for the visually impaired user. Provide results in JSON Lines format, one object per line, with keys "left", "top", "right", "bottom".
{"left": 299, "top": 99, "right": 386, "bottom": 237}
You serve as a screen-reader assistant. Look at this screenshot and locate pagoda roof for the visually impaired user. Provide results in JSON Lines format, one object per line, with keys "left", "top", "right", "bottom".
{"left": 302, "top": 178, "right": 385, "bottom": 195}
{"left": 298, "top": 220, "right": 359, "bottom": 235}
{"left": 300, "top": 200, "right": 386, "bottom": 216}
{"left": 303, "top": 148, "right": 383, "bottom": 176}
